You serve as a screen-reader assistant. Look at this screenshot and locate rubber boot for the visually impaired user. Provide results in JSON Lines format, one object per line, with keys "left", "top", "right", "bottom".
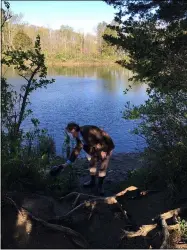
{"left": 83, "top": 175, "right": 96, "bottom": 187}
{"left": 97, "top": 176, "right": 105, "bottom": 196}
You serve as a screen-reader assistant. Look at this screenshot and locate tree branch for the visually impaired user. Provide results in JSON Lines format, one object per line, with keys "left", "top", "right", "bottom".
{"left": 16, "top": 65, "right": 40, "bottom": 133}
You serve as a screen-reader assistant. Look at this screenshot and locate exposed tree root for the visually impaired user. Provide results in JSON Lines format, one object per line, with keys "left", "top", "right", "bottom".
{"left": 115, "top": 185, "right": 139, "bottom": 197}
{"left": 72, "top": 193, "right": 81, "bottom": 208}
{"left": 121, "top": 224, "right": 157, "bottom": 238}
{"left": 139, "top": 190, "right": 161, "bottom": 197}
{"left": 59, "top": 186, "right": 160, "bottom": 210}
{"left": 5, "top": 196, "right": 24, "bottom": 216}
{"left": 58, "top": 186, "right": 140, "bottom": 219}
{"left": 121, "top": 223, "right": 180, "bottom": 239}
{"left": 60, "top": 192, "right": 99, "bottom": 202}
{"left": 120, "top": 205, "right": 187, "bottom": 249}
{"left": 4, "top": 195, "right": 89, "bottom": 249}
{"left": 116, "top": 186, "right": 161, "bottom": 201}
{"left": 57, "top": 195, "right": 129, "bottom": 222}
{"left": 157, "top": 216, "right": 170, "bottom": 249}
{"left": 59, "top": 186, "right": 140, "bottom": 204}
{"left": 55, "top": 186, "right": 161, "bottom": 227}
{"left": 153, "top": 206, "right": 187, "bottom": 248}
{"left": 3, "top": 188, "right": 187, "bottom": 249}
{"left": 155, "top": 207, "right": 187, "bottom": 221}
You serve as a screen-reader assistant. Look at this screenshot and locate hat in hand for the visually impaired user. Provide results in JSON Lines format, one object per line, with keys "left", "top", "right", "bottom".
{"left": 49, "top": 165, "right": 63, "bottom": 177}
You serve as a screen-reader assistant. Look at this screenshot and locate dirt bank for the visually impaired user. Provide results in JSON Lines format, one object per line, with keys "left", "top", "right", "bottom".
{"left": 2, "top": 153, "right": 187, "bottom": 249}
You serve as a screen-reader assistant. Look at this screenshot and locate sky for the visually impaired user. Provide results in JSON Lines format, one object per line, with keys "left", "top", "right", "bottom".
{"left": 8, "top": 1, "right": 116, "bottom": 34}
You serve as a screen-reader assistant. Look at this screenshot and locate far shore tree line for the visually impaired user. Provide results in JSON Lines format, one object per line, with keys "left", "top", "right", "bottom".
{"left": 2, "top": 9, "right": 124, "bottom": 64}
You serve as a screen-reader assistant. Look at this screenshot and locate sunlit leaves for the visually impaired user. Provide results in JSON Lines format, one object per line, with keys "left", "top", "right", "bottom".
{"left": 13, "top": 30, "right": 33, "bottom": 50}
{"left": 103, "top": 0, "right": 187, "bottom": 92}
{"left": 2, "top": 30, "right": 55, "bottom": 155}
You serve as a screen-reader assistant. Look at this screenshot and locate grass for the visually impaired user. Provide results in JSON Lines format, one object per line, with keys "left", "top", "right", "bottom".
{"left": 179, "top": 219, "right": 187, "bottom": 242}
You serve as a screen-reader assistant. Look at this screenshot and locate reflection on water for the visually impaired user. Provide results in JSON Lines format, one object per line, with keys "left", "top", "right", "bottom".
{"left": 5, "top": 65, "right": 148, "bottom": 155}
{"left": 47, "top": 65, "right": 142, "bottom": 95}
{"left": 47, "top": 65, "right": 132, "bottom": 79}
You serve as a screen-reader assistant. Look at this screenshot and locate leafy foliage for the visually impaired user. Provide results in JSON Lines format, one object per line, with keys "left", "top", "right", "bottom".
{"left": 103, "top": 0, "right": 187, "bottom": 92}
{"left": 1, "top": 2, "right": 58, "bottom": 194}
{"left": 13, "top": 30, "right": 33, "bottom": 50}
{"left": 104, "top": 0, "right": 187, "bottom": 195}
{"left": 2, "top": 34, "right": 55, "bottom": 142}
{"left": 179, "top": 218, "right": 187, "bottom": 241}
{"left": 1, "top": 1, "right": 12, "bottom": 28}
{"left": 124, "top": 91, "right": 187, "bottom": 193}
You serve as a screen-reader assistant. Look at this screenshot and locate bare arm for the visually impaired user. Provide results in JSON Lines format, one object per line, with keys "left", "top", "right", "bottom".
{"left": 67, "top": 138, "right": 83, "bottom": 164}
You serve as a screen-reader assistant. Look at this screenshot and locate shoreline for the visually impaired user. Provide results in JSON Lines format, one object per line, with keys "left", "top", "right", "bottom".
{"left": 46, "top": 60, "right": 119, "bottom": 67}
{"left": 74, "top": 151, "right": 144, "bottom": 196}
{"left": 56, "top": 151, "right": 142, "bottom": 160}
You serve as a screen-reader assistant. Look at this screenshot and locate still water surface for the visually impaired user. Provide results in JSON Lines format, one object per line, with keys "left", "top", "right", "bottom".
{"left": 6, "top": 65, "right": 148, "bottom": 155}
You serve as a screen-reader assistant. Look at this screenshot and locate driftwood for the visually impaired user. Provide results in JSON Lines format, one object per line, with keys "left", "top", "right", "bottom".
{"left": 4, "top": 195, "right": 89, "bottom": 249}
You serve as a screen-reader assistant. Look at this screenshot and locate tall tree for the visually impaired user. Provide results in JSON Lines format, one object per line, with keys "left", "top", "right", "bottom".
{"left": 2, "top": 2, "right": 55, "bottom": 156}
{"left": 103, "top": 0, "right": 187, "bottom": 192}
{"left": 103, "top": 0, "right": 187, "bottom": 92}
{"left": 96, "top": 21, "right": 107, "bottom": 55}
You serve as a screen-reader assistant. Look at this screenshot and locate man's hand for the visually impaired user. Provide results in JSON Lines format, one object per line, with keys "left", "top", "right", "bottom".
{"left": 101, "top": 151, "right": 107, "bottom": 160}
{"left": 50, "top": 164, "right": 66, "bottom": 177}
{"left": 96, "top": 143, "right": 102, "bottom": 150}
{"left": 60, "top": 163, "right": 68, "bottom": 168}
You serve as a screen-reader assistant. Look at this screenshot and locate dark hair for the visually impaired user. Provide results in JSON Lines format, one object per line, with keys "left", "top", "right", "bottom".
{"left": 66, "top": 122, "right": 80, "bottom": 132}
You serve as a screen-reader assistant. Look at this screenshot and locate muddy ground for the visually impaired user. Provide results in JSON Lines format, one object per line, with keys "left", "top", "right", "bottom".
{"left": 74, "top": 152, "right": 144, "bottom": 196}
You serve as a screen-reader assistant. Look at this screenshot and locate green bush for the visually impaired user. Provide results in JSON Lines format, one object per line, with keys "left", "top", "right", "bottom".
{"left": 124, "top": 91, "right": 187, "bottom": 197}
{"left": 55, "top": 53, "right": 67, "bottom": 62}
{"left": 179, "top": 219, "right": 187, "bottom": 241}
{"left": 2, "top": 153, "right": 79, "bottom": 197}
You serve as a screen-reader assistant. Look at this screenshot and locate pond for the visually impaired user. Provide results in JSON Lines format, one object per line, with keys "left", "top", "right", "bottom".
{"left": 6, "top": 65, "right": 148, "bottom": 155}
